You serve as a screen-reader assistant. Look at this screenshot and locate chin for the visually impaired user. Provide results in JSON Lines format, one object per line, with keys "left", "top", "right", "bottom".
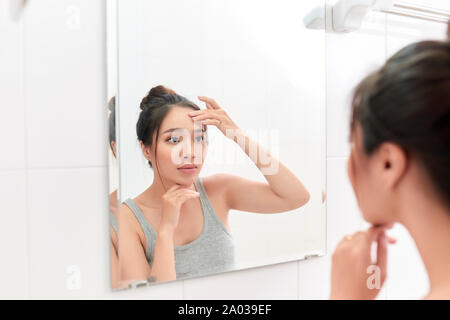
{"left": 175, "top": 173, "right": 199, "bottom": 186}
{"left": 362, "top": 212, "right": 390, "bottom": 226}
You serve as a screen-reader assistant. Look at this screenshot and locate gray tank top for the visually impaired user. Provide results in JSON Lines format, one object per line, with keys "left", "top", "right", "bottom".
{"left": 110, "top": 211, "right": 118, "bottom": 237}
{"left": 123, "top": 176, "right": 236, "bottom": 280}
{"left": 110, "top": 211, "right": 119, "bottom": 256}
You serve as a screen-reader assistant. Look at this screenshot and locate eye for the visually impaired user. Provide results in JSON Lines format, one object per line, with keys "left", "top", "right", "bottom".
{"left": 166, "top": 136, "right": 181, "bottom": 144}
{"left": 194, "top": 135, "right": 205, "bottom": 143}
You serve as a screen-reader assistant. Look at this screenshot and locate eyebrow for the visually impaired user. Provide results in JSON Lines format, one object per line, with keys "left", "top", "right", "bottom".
{"left": 161, "top": 127, "right": 205, "bottom": 134}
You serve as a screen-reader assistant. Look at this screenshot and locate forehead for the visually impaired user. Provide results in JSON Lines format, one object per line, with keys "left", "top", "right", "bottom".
{"left": 159, "top": 106, "right": 204, "bottom": 134}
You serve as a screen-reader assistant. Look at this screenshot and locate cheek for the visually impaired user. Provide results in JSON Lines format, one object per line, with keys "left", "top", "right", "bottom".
{"left": 347, "top": 150, "right": 365, "bottom": 201}
{"left": 355, "top": 158, "right": 388, "bottom": 223}
{"left": 347, "top": 154, "right": 356, "bottom": 194}
{"left": 348, "top": 150, "right": 375, "bottom": 219}
{"left": 155, "top": 143, "right": 178, "bottom": 171}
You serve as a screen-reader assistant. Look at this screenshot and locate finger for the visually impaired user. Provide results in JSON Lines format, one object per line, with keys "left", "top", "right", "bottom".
{"left": 178, "top": 191, "right": 200, "bottom": 199}
{"left": 172, "top": 191, "right": 198, "bottom": 203}
{"left": 201, "top": 119, "right": 221, "bottom": 127}
{"left": 337, "top": 233, "right": 354, "bottom": 248}
{"left": 188, "top": 110, "right": 204, "bottom": 117}
{"left": 364, "top": 225, "right": 387, "bottom": 244}
{"left": 342, "top": 234, "right": 353, "bottom": 241}
{"left": 192, "top": 113, "right": 217, "bottom": 121}
{"left": 179, "top": 191, "right": 200, "bottom": 202}
{"left": 168, "top": 183, "right": 182, "bottom": 192}
{"left": 203, "top": 101, "right": 215, "bottom": 110}
{"left": 386, "top": 235, "right": 397, "bottom": 244}
{"left": 171, "top": 188, "right": 194, "bottom": 197}
{"left": 196, "top": 96, "right": 214, "bottom": 110}
{"left": 376, "top": 231, "right": 388, "bottom": 278}
{"left": 198, "top": 96, "right": 220, "bottom": 109}
{"left": 352, "top": 231, "right": 364, "bottom": 238}
{"left": 385, "top": 223, "right": 395, "bottom": 230}
{"left": 175, "top": 188, "right": 199, "bottom": 195}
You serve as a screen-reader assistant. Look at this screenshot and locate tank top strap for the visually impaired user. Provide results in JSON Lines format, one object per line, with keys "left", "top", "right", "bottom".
{"left": 109, "top": 211, "right": 118, "bottom": 237}
{"left": 123, "top": 198, "right": 156, "bottom": 265}
{"left": 194, "top": 177, "right": 211, "bottom": 212}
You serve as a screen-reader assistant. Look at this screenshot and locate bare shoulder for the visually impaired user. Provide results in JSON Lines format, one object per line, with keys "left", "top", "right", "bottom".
{"left": 202, "top": 173, "right": 236, "bottom": 189}
{"left": 200, "top": 173, "right": 239, "bottom": 213}
{"left": 201, "top": 173, "right": 256, "bottom": 192}
{"left": 118, "top": 202, "right": 133, "bottom": 220}
{"left": 201, "top": 173, "right": 238, "bottom": 194}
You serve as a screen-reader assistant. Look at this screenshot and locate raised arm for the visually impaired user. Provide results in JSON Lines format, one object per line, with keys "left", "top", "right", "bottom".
{"left": 190, "top": 96, "right": 310, "bottom": 213}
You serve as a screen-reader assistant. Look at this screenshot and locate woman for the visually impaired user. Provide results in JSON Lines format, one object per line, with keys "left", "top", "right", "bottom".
{"left": 118, "top": 85, "right": 310, "bottom": 285}
{"left": 331, "top": 40, "right": 450, "bottom": 299}
{"left": 107, "top": 96, "right": 120, "bottom": 289}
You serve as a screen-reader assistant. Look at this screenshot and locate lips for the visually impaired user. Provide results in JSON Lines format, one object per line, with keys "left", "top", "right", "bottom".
{"left": 178, "top": 164, "right": 197, "bottom": 169}
{"left": 178, "top": 164, "right": 198, "bottom": 174}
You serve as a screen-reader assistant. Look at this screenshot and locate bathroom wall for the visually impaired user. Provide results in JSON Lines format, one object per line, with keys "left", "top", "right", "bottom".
{"left": 0, "top": 0, "right": 448, "bottom": 299}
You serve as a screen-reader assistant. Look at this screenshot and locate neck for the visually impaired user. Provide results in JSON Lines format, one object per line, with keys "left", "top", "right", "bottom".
{"left": 398, "top": 190, "right": 450, "bottom": 296}
{"left": 146, "top": 172, "right": 196, "bottom": 202}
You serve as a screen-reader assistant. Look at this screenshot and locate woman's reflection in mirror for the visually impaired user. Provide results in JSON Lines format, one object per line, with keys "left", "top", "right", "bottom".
{"left": 107, "top": 96, "right": 120, "bottom": 289}
{"left": 118, "top": 85, "right": 311, "bottom": 286}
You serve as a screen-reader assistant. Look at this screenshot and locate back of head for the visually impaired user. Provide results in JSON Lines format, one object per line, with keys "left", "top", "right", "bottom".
{"left": 108, "top": 96, "right": 116, "bottom": 157}
{"left": 351, "top": 40, "right": 450, "bottom": 207}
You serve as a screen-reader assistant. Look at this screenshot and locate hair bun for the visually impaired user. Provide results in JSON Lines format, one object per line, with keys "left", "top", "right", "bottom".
{"left": 140, "top": 85, "right": 176, "bottom": 110}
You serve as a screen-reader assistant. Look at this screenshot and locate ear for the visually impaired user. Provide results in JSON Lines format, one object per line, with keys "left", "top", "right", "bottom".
{"left": 140, "top": 140, "right": 153, "bottom": 163}
{"left": 377, "top": 142, "right": 408, "bottom": 190}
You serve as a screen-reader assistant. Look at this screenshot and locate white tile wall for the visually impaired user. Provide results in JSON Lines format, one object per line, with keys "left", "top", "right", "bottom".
{"left": 0, "top": 0, "right": 26, "bottom": 170}
{"left": 23, "top": 0, "right": 107, "bottom": 169}
{"left": 27, "top": 168, "right": 109, "bottom": 298}
{"left": 0, "top": 0, "right": 447, "bottom": 299}
{"left": 0, "top": 171, "right": 29, "bottom": 299}
{"left": 326, "top": 9, "right": 387, "bottom": 158}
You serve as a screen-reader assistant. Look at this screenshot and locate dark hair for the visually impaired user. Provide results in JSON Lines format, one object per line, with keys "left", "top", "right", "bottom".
{"left": 136, "top": 85, "right": 202, "bottom": 168}
{"left": 108, "top": 96, "right": 116, "bottom": 158}
{"left": 350, "top": 40, "right": 450, "bottom": 206}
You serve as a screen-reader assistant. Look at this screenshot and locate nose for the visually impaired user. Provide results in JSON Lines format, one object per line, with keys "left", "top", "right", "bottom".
{"left": 178, "top": 138, "right": 195, "bottom": 162}
{"left": 176, "top": 131, "right": 204, "bottom": 165}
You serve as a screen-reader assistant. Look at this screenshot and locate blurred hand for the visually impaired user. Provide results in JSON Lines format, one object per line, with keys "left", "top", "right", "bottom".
{"left": 330, "top": 225, "right": 397, "bottom": 300}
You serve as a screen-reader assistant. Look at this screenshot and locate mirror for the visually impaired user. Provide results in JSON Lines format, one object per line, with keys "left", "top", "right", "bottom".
{"left": 108, "top": 0, "right": 326, "bottom": 290}
{"left": 106, "top": 0, "right": 120, "bottom": 289}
